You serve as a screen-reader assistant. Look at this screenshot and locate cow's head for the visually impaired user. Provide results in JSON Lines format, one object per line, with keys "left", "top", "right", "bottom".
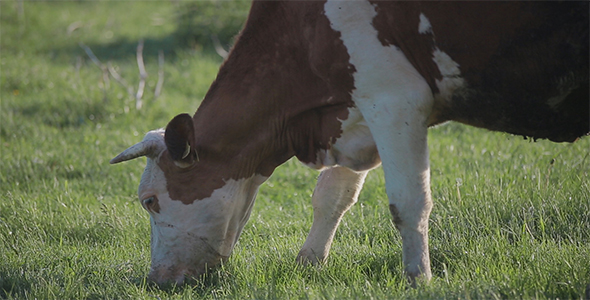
{"left": 111, "top": 114, "right": 266, "bottom": 285}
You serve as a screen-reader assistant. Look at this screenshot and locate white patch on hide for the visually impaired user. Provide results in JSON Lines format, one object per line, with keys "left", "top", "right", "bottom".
{"left": 305, "top": 107, "right": 380, "bottom": 172}
{"left": 431, "top": 48, "right": 466, "bottom": 101}
{"left": 418, "top": 13, "right": 432, "bottom": 35}
{"left": 432, "top": 49, "right": 460, "bottom": 77}
{"left": 324, "top": 0, "right": 434, "bottom": 280}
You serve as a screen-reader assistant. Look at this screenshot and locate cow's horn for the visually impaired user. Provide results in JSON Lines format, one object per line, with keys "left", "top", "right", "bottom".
{"left": 110, "top": 140, "right": 163, "bottom": 164}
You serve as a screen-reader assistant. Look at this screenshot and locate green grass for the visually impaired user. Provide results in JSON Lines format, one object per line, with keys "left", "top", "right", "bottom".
{"left": 1, "top": 1, "right": 589, "bottom": 299}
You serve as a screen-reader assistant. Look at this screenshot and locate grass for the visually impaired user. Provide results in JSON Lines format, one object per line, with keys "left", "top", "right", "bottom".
{"left": 1, "top": 1, "right": 589, "bottom": 299}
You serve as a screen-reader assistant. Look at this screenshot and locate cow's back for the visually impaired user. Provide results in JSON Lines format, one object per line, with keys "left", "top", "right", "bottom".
{"left": 370, "top": 1, "right": 589, "bottom": 142}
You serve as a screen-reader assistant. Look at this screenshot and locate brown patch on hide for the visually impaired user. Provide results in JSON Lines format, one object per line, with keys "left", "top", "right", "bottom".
{"left": 369, "top": 1, "right": 588, "bottom": 141}
{"left": 159, "top": 1, "right": 357, "bottom": 204}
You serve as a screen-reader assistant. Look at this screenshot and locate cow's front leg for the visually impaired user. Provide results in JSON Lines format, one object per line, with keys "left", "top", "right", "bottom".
{"left": 325, "top": 0, "right": 435, "bottom": 283}
{"left": 356, "top": 91, "right": 434, "bottom": 284}
{"left": 297, "top": 166, "right": 368, "bottom": 265}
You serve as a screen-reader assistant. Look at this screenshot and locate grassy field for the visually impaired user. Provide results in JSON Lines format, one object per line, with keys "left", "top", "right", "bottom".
{"left": 1, "top": 1, "right": 589, "bottom": 299}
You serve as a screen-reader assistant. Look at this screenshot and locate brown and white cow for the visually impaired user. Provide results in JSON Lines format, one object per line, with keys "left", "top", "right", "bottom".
{"left": 111, "top": 1, "right": 589, "bottom": 285}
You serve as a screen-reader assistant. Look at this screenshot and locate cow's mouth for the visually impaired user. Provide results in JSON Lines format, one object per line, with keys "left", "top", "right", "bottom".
{"left": 148, "top": 251, "right": 230, "bottom": 286}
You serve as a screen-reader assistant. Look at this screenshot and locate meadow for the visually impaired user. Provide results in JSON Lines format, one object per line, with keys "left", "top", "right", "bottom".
{"left": 1, "top": 1, "right": 589, "bottom": 299}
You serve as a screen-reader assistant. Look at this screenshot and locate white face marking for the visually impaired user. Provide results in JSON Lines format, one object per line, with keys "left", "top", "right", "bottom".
{"left": 146, "top": 170, "right": 267, "bottom": 283}
{"left": 135, "top": 130, "right": 268, "bottom": 284}
{"left": 324, "top": 0, "right": 434, "bottom": 280}
{"left": 418, "top": 13, "right": 432, "bottom": 35}
{"left": 135, "top": 129, "right": 166, "bottom": 200}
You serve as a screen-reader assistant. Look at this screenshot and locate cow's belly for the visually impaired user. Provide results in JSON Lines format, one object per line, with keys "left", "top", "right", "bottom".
{"left": 308, "top": 107, "right": 381, "bottom": 172}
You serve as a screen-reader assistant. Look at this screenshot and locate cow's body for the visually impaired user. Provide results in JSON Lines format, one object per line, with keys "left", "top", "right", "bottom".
{"left": 111, "top": 1, "right": 589, "bottom": 285}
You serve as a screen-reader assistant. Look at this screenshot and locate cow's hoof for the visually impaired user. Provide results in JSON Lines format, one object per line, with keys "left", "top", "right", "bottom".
{"left": 295, "top": 249, "right": 324, "bottom": 266}
{"left": 405, "top": 268, "right": 432, "bottom": 287}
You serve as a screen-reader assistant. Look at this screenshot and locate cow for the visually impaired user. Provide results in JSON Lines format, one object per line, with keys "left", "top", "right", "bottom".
{"left": 110, "top": 0, "right": 589, "bottom": 285}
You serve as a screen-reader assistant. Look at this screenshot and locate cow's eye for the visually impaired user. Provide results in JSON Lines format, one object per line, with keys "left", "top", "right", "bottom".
{"left": 142, "top": 196, "right": 156, "bottom": 211}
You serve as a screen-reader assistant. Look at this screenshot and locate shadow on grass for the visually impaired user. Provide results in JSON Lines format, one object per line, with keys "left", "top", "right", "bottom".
{"left": 131, "top": 266, "right": 231, "bottom": 297}
{"left": 64, "top": 0, "right": 248, "bottom": 63}
{"left": 0, "top": 269, "right": 31, "bottom": 299}
{"left": 74, "top": 36, "right": 184, "bottom": 63}
{"left": 64, "top": 34, "right": 229, "bottom": 64}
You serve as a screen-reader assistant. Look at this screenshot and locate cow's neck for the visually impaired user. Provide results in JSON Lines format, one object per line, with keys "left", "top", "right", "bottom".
{"left": 191, "top": 1, "right": 353, "bottom": 180}
{"left": 161, "top": 1, "right": 355, "bottom": 203}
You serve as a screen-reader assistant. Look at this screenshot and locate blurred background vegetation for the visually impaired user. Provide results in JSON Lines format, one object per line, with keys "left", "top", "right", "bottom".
{"left": 1, "top": 0, "right": 253, "bottom": 134}
{"left": 173, "top": 0, "right": 251, "bottom": 50}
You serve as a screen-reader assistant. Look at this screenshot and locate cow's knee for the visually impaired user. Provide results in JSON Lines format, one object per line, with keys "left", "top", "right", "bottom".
{"left": 297, "top": 167, "right": 368, "bottom": 266}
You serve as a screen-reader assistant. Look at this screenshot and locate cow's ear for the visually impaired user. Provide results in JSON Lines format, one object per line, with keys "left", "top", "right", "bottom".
{"left": 165, "top": 113, "right": 198, "bottom": 168}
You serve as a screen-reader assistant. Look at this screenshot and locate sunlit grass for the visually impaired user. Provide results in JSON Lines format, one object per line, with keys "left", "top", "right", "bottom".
{"left": 1, "top": 1, "right": 589, "bottom": 299}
